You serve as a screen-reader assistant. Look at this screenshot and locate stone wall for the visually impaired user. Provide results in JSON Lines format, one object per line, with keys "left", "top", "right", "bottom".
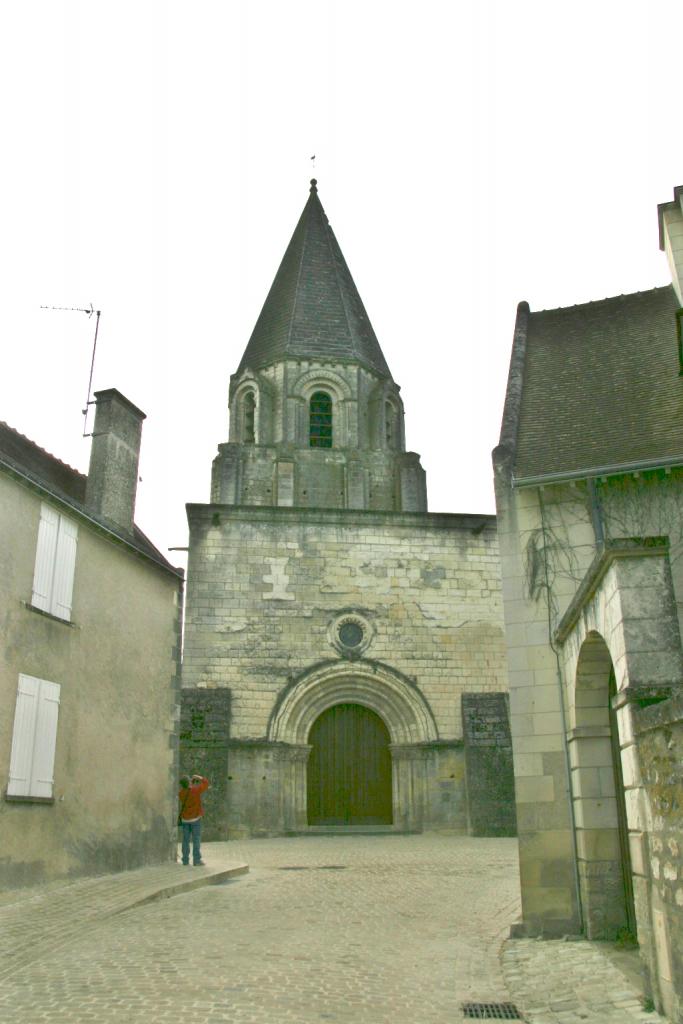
{"left": 182, "top": 504, "right": 507, "bottom": 835}
{"left": 183, "top": 506, "right": 505, "bottom": 741}
{"left": 462, "top": 692, "right": 517, "bottom": 836}
{"left": 179, "top": 688, "right": 231, "bottom": 840}
{"left": 217, "top": 360, "right": 427, "bottom": 512}
{"left": 493, "top": 457, "right": 683, "bottom": 942}
{"left": 555, "top": 540, "right": 682, "bottom": 942}
{"left": 492, "top": 470, "right": 589, "bottom": 935}
{"left": 634, "top": 693, "right": 683, "bottom": 1022}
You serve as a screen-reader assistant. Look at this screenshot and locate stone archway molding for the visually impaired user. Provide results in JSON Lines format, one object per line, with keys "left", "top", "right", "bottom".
{"left": 554, "top": 539, "right": 683, "bottom": 956}
{"left": 291, "top": 367, "right": 353, "bottom": 402}
{"left": 571, "top": 629, "right": 636, "bottom": 939}
{"left": 268, "top": 659, "right": 439, "bottom": 746}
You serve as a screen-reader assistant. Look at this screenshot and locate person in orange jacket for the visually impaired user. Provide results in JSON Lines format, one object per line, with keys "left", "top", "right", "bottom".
{"left": 178, "top": 773, "right": 210, "bottom": 866}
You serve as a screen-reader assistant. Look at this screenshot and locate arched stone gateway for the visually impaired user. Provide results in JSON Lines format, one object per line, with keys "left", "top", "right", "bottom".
{"left": 268, "top": 660, "right": 439, "bottom": 831}
{"left": 572, "top": 631, "right": 637, "bottom": 939}
{"left": 270, "top": 660, "right": 438, "bottom": 745}
{"left": 553, "top": 542, "right": 683, "bottom": 947}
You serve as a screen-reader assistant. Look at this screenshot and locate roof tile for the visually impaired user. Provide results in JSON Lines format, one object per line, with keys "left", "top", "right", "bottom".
{"left": 0, "top": 421, "right": 180, "bottom": 575}
{"left": 514, "top": 286, "right": 682, "bottom": 479}
{"left": 236, "top": 181, "right": 392, "bottom": 379}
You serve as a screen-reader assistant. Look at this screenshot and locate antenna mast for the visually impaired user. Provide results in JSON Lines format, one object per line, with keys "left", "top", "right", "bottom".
{"left": 40, "top": 303, "right": 102, "bottom": 436}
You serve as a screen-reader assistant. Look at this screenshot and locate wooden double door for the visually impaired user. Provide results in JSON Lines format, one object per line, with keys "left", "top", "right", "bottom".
{"left": 307, "top": 703, "right": 393, "bottom": 826}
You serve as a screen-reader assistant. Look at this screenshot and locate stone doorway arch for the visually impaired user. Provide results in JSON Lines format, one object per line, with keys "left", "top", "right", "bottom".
{"left": 571, "top": 631, "right": 636, "bottom": 939}
{"left": 268, "top": 660, "right": 438, "bottom": 831}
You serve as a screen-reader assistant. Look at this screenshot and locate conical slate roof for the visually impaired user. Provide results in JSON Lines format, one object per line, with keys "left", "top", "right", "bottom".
{"left": 236, "top": 180, "right": 392, "bottom": 379}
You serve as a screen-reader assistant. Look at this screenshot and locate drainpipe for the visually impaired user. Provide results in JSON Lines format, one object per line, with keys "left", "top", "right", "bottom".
{"left": 538, "top": 488, "right": 584, "bottom": 934}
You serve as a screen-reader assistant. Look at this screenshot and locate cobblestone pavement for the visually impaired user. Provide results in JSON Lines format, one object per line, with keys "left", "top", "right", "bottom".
{"left": 0, "top": 835, "right": 667, "bottom": 1023}
{"left": 0, "top": 850, "right": 247, "bottom": 984}
{"left": 502, "top": 937, "right": 660, "bottom": 1024}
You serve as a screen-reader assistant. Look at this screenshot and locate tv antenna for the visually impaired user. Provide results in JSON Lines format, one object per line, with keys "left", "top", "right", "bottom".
{"left": 40, "top": 303, "right": 101, "bottom": 436}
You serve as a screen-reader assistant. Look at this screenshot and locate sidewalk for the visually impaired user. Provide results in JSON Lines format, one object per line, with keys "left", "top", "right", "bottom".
{"left": 0, "top": 848, "right": 248, "bottom": 984}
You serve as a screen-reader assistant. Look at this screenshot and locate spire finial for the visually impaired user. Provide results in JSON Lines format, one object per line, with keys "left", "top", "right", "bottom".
{"left": 310, "top": 178, "right": 318, "bottom": 193}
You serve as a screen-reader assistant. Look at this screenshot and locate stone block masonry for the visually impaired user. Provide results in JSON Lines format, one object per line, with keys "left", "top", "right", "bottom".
{"left": 181, "top": 504, "right": 508, "bottom": 836}
{"left": 183, "top": 506, "right": 506, "bottom": 740}
{"left": 634, "top": 692, "right": 683, "bottom": 1022}
{"left": 179, "top": 688, "right": 231, "bottom": 839}
{"left": 462, "top": 692, "right": 517, "bottom": 836}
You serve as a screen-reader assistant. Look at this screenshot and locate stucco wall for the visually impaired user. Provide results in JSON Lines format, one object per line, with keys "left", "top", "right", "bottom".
{"left": 0, "top": 472, "right": 182, "bottom": 888}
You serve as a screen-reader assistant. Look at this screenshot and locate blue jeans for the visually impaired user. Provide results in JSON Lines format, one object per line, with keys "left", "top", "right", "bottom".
{"left": 181, "top": 819, "right": 202, "bottom": 864}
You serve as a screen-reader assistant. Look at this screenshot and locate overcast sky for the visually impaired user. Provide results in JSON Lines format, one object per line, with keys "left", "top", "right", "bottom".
{"left": 1, "top": 0, "right": 681, "bottom": 569}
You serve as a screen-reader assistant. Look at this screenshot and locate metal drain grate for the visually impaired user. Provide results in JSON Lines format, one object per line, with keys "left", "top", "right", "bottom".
{"left": 461, "top": 1003, "right": 523, "bottom": 1020}
{"left": 279, "top": 865, "right": 348, "bottom": 871}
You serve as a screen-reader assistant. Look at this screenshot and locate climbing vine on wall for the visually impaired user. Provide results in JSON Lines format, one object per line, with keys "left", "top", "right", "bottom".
{"left": 600, "top": 470, "right": 683, "bottom": 562}
{"left": 523, "top": 470, "right": 683, "bottom": 633}
{"left": 524, "top": 488, "right": 587, "bottom": 629}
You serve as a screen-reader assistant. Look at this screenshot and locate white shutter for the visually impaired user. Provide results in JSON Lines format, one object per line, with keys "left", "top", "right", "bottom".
{"left": 31, "top": 505, "right": 59, "bottom": 612}
{"left": 29, "top": 680, "right": 61, "bottom": 798}
{"left": 7, "top": 676, "right": 40, "bottom": 796}
{"left": 52, "top": 517, "right": 78, "bottom": 620}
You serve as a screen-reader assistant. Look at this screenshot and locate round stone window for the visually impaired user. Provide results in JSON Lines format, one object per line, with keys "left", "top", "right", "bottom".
{"left": 328, "top": 611, "right": 374, "bottom": 659}
{"left": 338, "top": 621, "right": 363, "bottom": 649}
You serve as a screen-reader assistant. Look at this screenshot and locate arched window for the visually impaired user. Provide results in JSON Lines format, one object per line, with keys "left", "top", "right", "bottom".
{"left": 309, "top": 391, "right": 332, "bottom": 448}
{"left": 242, "top": 391, "right": 256, "bottom": 443}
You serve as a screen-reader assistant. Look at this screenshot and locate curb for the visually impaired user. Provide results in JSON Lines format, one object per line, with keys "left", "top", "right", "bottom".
{"left": 119, "top": 863, "right": 249, "bottom": 913}
{"left": 0, "top": 861, "right": 250, "bottom": 984}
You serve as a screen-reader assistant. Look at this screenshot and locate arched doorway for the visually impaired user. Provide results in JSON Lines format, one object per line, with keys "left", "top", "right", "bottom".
{"left": 307, "top": 703, "right": 393, "bottom": 825}
{"left": 572, "top": 632, "right": 636, "bottom": 939}
{"left": 268, "top": 660, "right": 438, "bottom": 831}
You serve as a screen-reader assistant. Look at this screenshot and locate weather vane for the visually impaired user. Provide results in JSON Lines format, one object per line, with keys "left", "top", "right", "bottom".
{"left": 310, "top": 154, "right": 316, "bottom": 172}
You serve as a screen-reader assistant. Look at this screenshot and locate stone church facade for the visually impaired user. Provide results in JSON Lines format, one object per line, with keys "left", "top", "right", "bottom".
{"left": 182, "top": 180, "right": 508, "bottom": 838}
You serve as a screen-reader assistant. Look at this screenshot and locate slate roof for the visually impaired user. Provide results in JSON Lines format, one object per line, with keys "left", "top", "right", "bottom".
{"left": 503, "top": 285, "right": 683, "bottom": 481}
{"left": 0, "top": 421, "right": 181, "bottom": 576}
{"left": 236, "top": 180, "right": 392, "bottom": 380}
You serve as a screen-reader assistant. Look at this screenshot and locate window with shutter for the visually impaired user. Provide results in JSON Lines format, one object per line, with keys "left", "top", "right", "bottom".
{"left": 7, "top": 675, "right": 61, "bottom": 799}
{"left": 31, "top": 504, "right": 78, "bottom": 621}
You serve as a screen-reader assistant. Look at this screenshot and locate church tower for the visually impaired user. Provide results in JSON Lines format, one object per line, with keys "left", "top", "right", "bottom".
{"left": 181, "top": 181, "right": 508, "bottom": 840}
{"left": 212, "top": 180, "right": 426, "bottom": 513}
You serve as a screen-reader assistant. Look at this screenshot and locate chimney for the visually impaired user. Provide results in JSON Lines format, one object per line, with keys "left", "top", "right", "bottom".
{"left": 85, "top": 389, "right": 146, "bottom": 534}
{"left": 658, "top": 185, "right": 683, "bottom": 305}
